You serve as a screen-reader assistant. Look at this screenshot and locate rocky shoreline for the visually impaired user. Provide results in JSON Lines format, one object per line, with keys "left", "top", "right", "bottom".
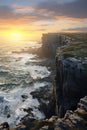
{"left": 0, "top": 33, "right": 87, "bottom": 130}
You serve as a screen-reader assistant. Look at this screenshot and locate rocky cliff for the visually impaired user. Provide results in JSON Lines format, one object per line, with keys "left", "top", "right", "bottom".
{"left": 54, "top": 39, "right": 87, "bottom": 118}
{"left": 54, "top": 96, "right": 87, "bottom": 130}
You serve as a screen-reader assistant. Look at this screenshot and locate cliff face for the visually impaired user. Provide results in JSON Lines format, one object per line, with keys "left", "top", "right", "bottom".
{"left": 55, "top": 56, "right": 87, "bottom": 117}
{"left": 54, "top": 40, "right": 87, "bottom": 117}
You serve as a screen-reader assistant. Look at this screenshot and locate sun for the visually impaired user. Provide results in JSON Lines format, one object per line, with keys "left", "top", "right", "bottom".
{"left": 11, "top": 33, "right": 21, "bottom": 37}
{"left": 9, "top": 32, "right": 23, "bottom": 43}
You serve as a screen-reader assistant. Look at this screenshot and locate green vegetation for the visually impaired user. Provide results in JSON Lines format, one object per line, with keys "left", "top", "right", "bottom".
{"left": 64, "top": 33, "right": 87, "bottom": 43}
{"left": 57, "top": 33, "right": 87, "bottom": 57}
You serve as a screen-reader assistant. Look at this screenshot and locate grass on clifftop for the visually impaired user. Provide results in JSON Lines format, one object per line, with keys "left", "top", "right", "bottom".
{"left": 57, "top": 33, "right": 87, "bottom": 58}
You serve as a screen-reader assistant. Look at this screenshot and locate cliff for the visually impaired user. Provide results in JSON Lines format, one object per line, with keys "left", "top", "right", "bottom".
{"left": 54, "top": 39, "right": 87, "bottom": 117}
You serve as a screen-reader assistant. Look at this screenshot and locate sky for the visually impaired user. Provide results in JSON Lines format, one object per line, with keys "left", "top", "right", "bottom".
{"left": 0, "top": 0, "right": 87, "bottom": 41}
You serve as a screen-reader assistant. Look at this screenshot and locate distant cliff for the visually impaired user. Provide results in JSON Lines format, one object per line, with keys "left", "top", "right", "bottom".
{"left": 41, "top": 33, "right": 72, "bottom": 57}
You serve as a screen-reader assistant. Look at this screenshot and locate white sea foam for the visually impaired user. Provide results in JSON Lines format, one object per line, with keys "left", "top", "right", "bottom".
{"left": 0, "top": 43, "right": 51, "bottom": 127}
{"left": 9, "top": 53, "right": 50, "bottom": 80}
{"left": 0, "top": 81, "right": 49, "bottom": 127}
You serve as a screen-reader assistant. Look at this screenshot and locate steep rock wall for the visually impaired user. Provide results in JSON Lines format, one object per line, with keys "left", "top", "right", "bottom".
{"left": 54, "top": 43, "right": 87, "bottom": 117}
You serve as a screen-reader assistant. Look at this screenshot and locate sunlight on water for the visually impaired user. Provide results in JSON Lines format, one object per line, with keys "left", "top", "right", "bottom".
{"left": 0, "top": 37, "right": 41, "bottom": 53}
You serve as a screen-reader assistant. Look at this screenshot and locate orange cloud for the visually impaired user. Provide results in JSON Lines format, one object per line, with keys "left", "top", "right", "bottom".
{"left": 13, "top": 4, "right": 35, "bottom": 11}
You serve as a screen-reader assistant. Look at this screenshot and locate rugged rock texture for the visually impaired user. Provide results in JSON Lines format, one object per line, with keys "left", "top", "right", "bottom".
{"left": 54, "top": 96, "right": 87, "bottom": 130}
{"left": 54, "top": 55, "right": 87, "bottom": 117}
{"left": 30, "top": 85, "right": 54, "bottom": 118}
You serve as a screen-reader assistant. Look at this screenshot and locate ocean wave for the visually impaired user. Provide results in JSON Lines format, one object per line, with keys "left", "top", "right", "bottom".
{"left": 0, "top": 44, "right": 51, "bottom": 127}
{"left": 0, "top": 81, "right": 49, "bottom": 127}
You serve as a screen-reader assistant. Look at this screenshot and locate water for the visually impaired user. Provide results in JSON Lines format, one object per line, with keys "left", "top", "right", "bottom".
{"left": 0, "top": 42, "right": 51, "bottom": 127}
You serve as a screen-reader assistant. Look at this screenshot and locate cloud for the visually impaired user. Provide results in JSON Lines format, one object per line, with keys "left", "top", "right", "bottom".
{"left": 12, "top": 4, "right": 35, "bottom": 12}
{"left": 35, "top": 0, "right": 87, "bottom": 18}
{"left": 0, "top": 26, "right": 11, "bottom": 30}
{"left": 65, "top": 27, "right": 87, "bottom": 32}
{"left": 0, "top": 0, "right": 87, "bottom": 27}
{"left": 0, "top": 6, "right": 14, "bottom": 19}
{"left": 23, "top": 28, "right": 46, "bottom": 32}
{"left": 0, "top": 5, "right": 56, "bottom": 24}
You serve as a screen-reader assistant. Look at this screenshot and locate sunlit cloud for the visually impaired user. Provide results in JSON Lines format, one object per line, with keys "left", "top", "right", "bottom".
{"left": 35, "top": 0, "right": 87, "bottom": 19}
{"left": 64, "top": 27, "right": 87, "bottom": 32}
{"left": 0, "top": 0, "right": 87, "bottom": 40}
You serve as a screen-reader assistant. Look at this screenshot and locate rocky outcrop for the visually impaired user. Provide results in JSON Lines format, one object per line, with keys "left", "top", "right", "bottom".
{"left": 36, "top": 96, "right": 87, "bottom": 130}
{"left": 54, "top": 96, "right": 87, "bottom": 130}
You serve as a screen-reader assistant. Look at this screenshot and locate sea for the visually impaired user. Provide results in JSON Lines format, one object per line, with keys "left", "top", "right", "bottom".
{"left": 0, "top": 41, "right": 51, "bottom": 127}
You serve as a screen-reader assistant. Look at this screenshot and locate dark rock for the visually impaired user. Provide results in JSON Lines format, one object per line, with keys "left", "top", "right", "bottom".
{"left": 23, "top": 107, "right": 34, "bottom": 117}
{"left": 7, "top": 114, "right": 10, "bottom": 118}
{"left": 21, "top": 116, "right": 35, "bottom": 125}
{"left": 30, "top": 85, "right": 54, "bottom": 118}
{"left": 54, "top": 96, "right": 87, "bottom": 130}
{"left": 1, "top": 122, "right": 9, "bottom": 129}
{"left": 0, "top": 96, "right": 4, "bottom": 102}
{"left": 21, "top": 95, "right": 28, "bottom": 102}
{"left": 54, "top": 55, "right": 87, "bottom": 117}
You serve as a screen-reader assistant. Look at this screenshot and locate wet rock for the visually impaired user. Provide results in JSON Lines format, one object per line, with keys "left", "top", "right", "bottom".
{"left": 21, "top": 116, "right": 35, "bottom": 125}
{"left": 30, "top": 85, "right": 54, "bottom": 118}
{"left": 4, "top": 105, "right": 10, "bottom": 115}
{"left": 23, "top": 107, "right": 33, "bottom": 113}
{"left": 21, "top": 95, "right": 28, "bottom": 102}
{"left": 0, "top": 96, "right": 4, "bottom": 102}
{"left": 0, "top": 122, "right": 9, "bottom": 130}
{"left": 7, "top": 114, "right": 10, "bottom": 118}
{"left": 54, "top": 96, "right": 87, "bottom": 130}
